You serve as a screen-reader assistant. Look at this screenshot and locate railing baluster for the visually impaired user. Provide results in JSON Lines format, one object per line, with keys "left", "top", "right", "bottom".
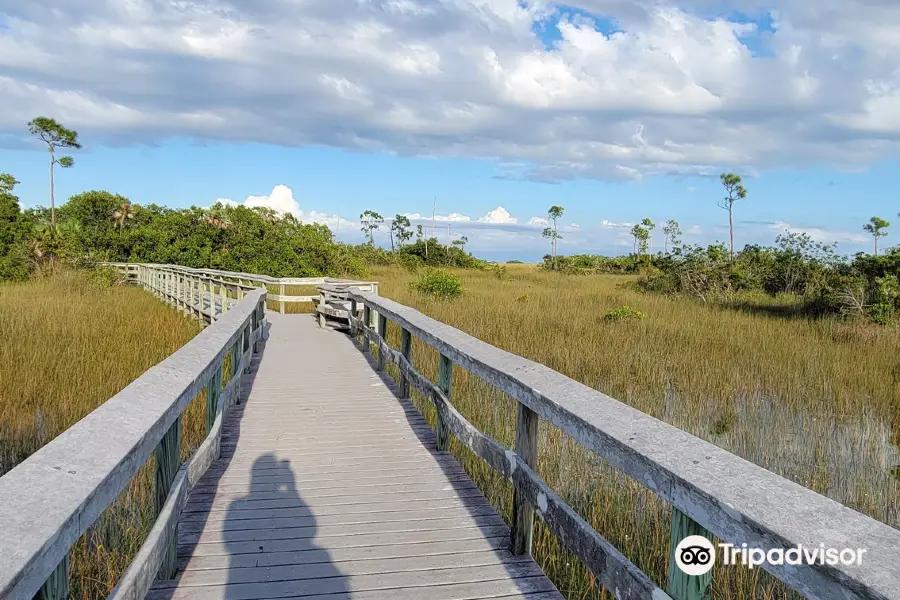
{"left": 318, "top": 291, "right": 327, "bottom": 328}
{"left": 220, "top": 280, "right": 226, "bottom": 315}
{"left": 399, "top": 328, "right": 412, "bottom": 399}
{"left": 668, "top": 509, "right": 714, "bottom": 600}
{"left": 206, "top": 364, "right": 222, "bottom": 435}
{"left": 376, "top": 314, "right": 387, "bottom": 371}
{"left": 511, "top": 403, "right": 539, "bottom": 556}
{"left": 436, "top": 354, "right": 452, "bottom": 452}
{"left": 154, "top": 416, "right": 181, "bottom": 580}
{"left": 362, "top": 306, "right": 371, "bottom": 352}
{"left": 350, "top": 298, "right": 358, "bottom": 337}
{"left": 279, "top": 283, "right": 285, "bottom": 314}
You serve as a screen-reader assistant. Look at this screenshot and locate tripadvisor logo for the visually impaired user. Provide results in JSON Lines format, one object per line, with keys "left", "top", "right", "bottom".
{"left": 675, "top": 535, "right": 716, "bottom": 576}
{"left": 674, "top": 536, "right": 867, "bottom": 576}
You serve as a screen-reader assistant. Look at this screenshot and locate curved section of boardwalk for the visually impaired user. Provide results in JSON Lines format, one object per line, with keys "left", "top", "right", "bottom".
{"left": 148, "top": 313, "right": 562, "bottom": 600}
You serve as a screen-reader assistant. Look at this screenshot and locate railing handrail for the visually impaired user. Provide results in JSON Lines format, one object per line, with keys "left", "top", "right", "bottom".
{"left": 100, "top": 262, "right": 377, "bottom": 287}
{"left": 0, "top": 270, "right": 267, "bottom": 599}
{"left": 347, "top": 288, "right": 900, "bottom": 600}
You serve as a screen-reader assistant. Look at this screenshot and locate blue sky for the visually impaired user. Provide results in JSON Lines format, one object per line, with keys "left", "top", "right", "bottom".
{"left": 1, "top": 0, "right": 898, "bottom": 261}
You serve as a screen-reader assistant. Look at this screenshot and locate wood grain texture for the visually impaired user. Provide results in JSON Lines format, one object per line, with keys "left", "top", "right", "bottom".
{"left": 149, "top": 313, "right": 562, "bottom": 600}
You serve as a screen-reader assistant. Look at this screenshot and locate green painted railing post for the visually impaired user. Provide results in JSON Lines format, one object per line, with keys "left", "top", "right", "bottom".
{"left": 668, "top": 508, "right": 714, "bottom": 600}
{"left": 376, "top": 314, "right": 388, "bottom": 371}
{"left": 154, "top": 416, "right": 181, "bottom": 580}
{"left": 206, "top": 364, "right": 222, "bottom": 435}
{"left": 362, "top": 306, "right": 371, "bottom": 352}
{"left": 436, "top": 354, "right": 452, "bottom": 452}
{"left": 37, "top": 557, "right": 69, "bottom": 600}
{"left": 399, "top": 328, "right": 412, "bottom": 399}
{"left": 511, "top": 403, "right": 539, "bottom": 556}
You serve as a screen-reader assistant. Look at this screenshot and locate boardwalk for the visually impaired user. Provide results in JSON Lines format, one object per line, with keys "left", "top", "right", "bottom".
{"left": 147, "top": 313, "right": 563, "bottom": 600}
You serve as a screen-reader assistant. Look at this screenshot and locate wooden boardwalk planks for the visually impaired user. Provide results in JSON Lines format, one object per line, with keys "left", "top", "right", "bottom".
{"left": 149, "top": 313, "right": 562, "bottom": 600}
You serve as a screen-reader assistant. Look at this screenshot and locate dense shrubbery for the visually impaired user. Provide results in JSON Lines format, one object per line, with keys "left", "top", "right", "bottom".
{"left": 409, "top": 268, "right": 463, "bottom": 298}
{"left": 543, "top": 232, "right": 900, "bottom": 323}
{"left": 636, "top": 234, "right": 900, "bottom": 323}
{"left": 539, "top": 253, "right": 642, "bottom": 274}
{"left": 0, "top": 182, "right": 487, "bottom": 281}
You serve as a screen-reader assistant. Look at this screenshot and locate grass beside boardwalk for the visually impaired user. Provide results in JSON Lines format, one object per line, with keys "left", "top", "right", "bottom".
{"left": 0, "top": 269, "right": 203, "bottom": 598}
{"left": 371, "top": 264, "right": 900, "bottom": 600}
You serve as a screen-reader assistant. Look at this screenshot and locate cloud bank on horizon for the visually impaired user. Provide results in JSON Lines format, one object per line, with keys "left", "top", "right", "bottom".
{"left": 1, "top": 0, "right": 894, "bottom": 256}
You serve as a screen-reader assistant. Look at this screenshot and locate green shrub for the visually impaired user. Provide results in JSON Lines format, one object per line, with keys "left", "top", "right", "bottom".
{"left": 603, "top": 305, "right": 647, "bottom": 322}
{"left": 410, "top": 268, "right": 463, "bottom": 299}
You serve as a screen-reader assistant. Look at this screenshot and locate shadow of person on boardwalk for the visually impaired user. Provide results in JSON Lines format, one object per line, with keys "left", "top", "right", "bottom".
{"left": 218, "top": 453, "right": 349, "bottom": 599}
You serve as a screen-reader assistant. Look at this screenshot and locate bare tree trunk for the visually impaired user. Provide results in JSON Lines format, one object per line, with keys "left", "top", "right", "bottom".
{"left": 728, "top": 203, "right": 734, "bottom": 261}
{"left": 49, "top": 147, "right": 56, "bottom": 228}
{"left": 875, "top": 236, "right": 879, "bottom": 256}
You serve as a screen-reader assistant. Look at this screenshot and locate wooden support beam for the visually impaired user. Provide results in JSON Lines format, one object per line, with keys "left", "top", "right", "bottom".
{"left": 36, "top": 558, "right": 68, "bottom": 600}
{"left": 206, "top": 365, "right": 222, "bottom": 436}
{"left": 511, "top": 403, "right": 539, "bottom": 556}
{"left": 399, "top": 328, "right": 412, "bottom": 399}
{"left": 667, "top": 508, "right": 714, "bottom": 600}
{"left": 376, "top": 314, "right": 388, "bottom": 371}
{"left": 154, "top": 417, "right": 181, "bottom": 580}
{"left": 436, "top": 354, "right": 452, "bottom": 452}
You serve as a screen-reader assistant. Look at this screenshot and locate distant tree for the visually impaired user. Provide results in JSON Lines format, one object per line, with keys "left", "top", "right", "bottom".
{"left": 719, "top": 173, "right": 747, "bottom": 261}
{"left": 542, "top": 205, "right": 564, "bottom": 267}
{"left": 416, "top": 224, "right": 424, "bottom": 241}
{"left": 640, "top": 218, "right": 655, "bottom": 255}
{"left": 28, "top": 117, "right": 81, "bottom": 228}
{"left": 390, "top": 214, "right": 412, "bottom": 251}
{"left": 663, "top": 219, "right": 682, "bottom": 254}
{"left": 451, "top": 235, "right": 468, "bottom": 253}
{"left": 864, "top": 216, "right": 890, "bottom": 256}
{"left": 630, "top": 223, "right": 649, "bottom": 256}
{"left": 0, "top": 172, "right": 29, "bottom": 279}
{"left": 360, "top": 210, "right": 383, "bottom": 246}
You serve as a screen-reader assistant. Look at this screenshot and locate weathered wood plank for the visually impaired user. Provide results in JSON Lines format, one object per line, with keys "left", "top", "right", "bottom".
{"left": 147, "top": 562, "right": 550, "bottom": 600}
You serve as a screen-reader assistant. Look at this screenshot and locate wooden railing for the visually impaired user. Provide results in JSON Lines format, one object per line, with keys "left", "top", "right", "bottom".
{"left": 0, "top": 264, "right": 267, "bottom": 600}
{"left": 103, "top": 262, "right": 377, "bottom": 315}
{"left": 346, "top": 288, "right": 900, "bottom": 600}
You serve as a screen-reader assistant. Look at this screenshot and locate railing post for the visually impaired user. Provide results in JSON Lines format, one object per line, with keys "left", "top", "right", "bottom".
{"left": 376, "top": 314, "right": 387, "bottom": 371}
{"left": 220, "top": 280, "right": 227, "bottom": 315}
{"left": 399, "top": 328, "right": 412, "bottom": 399}
{"left": 154, "top": 416, "right": 181, "bottom": 580}
{"left": 350, "top": 298, "right": 358, "bottom": 337}
{"left": 362, "top": 306, "right": 371, "bottom": 352}
{"left": 208, "top": 278, "right": 216, "bottom": 322}
{"left": 436, "top": 354, "right": 452, "bottom": 452}
{"left": 668, "top": 509, "right": 714, "bottom": 600}
{"left": 37, "top": 557, "right": 69, "bottom": 600}
{"left": 511, "top": 403, "right": 539, "bottom": 556}
{"left": 279, "top": 283, "right": 285, "bottom": 314}
{"left": 318, "top": 291, "right": 326, "bottom": 328}
{"left": 206, "top": 363, "right": 222, "bottom": 436}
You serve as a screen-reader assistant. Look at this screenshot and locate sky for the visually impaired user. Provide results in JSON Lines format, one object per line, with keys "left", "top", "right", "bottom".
{"left": 1, "top": 0, "right": 899, "bottom": 262}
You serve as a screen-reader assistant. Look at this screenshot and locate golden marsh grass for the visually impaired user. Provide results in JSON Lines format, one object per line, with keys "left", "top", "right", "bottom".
{"left": 0, "top": 270, "right": 204, "bottom": 598}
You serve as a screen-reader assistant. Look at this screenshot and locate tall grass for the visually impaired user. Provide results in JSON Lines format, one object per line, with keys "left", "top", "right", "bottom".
{"left": 372, "top": 265, "right": 900, "bottom": 599}
{"left": 0, "top": 270, "right": 204, "bottom": 598}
